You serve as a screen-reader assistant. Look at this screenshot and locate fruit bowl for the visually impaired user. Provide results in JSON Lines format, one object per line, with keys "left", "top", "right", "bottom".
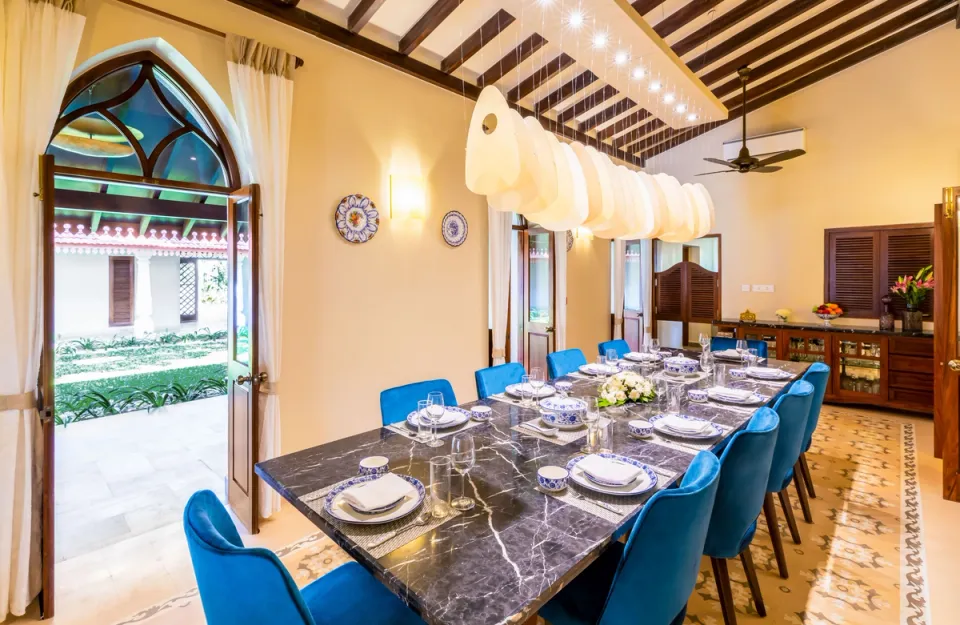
{"left": 815, "top": 313, "right": 840, "bottom": 326}
{"left": 812, "top": 303, "right": 843, "bottom": 326}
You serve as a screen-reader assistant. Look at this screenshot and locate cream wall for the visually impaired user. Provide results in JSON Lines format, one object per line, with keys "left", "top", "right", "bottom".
{"left": 648, "top": 23, "right": 959, "bottom": 327}
{"left": 566, "top": 236, "right": 612, "bottom": 360}
{"left": 74, "top": 0, "right": 489, "bottom": 449}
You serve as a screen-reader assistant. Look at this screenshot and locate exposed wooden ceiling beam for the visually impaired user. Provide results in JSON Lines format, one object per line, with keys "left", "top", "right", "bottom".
{"left": 54, "top": 189, "right": 228, "bottom": 221}
{"left": 632, "top": 0, "right": 668, "bottom": 15}
{"left": 579, "top": 98, "right": 637, "bottom": 133}
{"left": 557, "top": 85, "right": 619, "bottom": 124}
{"left": 182, "top": 218, "right": 197, "bottom": 238}
{"left": 347, "top": 0, "right": 388, "bottom": 33}
{"left": 614, "top": 118, "right": 666, "bottom": 150}
{"left": 685, "top": 0, "right": 827, "bottom": 72}
{"left": 533, "top": 70, "right": 598, "bottom": 114}
{"left": 398, "top": 0, "right": 462, "bottom": 56}
{"left": 90, "top": 211, "right": 102, "bottom": 234}
{"left": 597, "top": 109, "right": 651, "bottom": 141}
{"left": 699, "top": 0, "right": 871, "bottom": 85}
{"left": 654, "top": 0, "right": 724, "bottom": 39}
{"left": 440, "top": 9, "right": 514, "bottom": 73}
{"left": 672, "top": 0, "right": 777, "bottom": 57}
{"left": 139, "top": 215, "right": 152, "bottom": 236}
{"left": 477, "top": 33, "right": 547, "bottom": 87}
{"left": 507, "top": 53, "right": 575, "bottom": 101}
{"left": 629, "top": 127, "right": 684, "bottom": 154}
{"left": 642, "top": 5, "right": 956, "bottom": 161}
{"left": 275, "top": 0, "right": 299, "bottom": 5}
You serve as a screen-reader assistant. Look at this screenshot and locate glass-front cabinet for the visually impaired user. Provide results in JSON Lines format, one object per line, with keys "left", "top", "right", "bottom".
{"left": 834, "top": 334, "right": 884, "bottom": 400}
{"left": 780, "top": 330, "right": 827, "bottom": 364}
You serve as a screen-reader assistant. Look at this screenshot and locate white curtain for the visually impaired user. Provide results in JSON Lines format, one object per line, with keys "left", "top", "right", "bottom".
{"left": 639, "top": 239, "right": 654, "bottom": 345}
{"left": 612, "top": 240, "right": 625, "bottom": 340}
{"left": 555, "top": 233, "right": 567, "bottom": 351}
{"left": 227, "top": 34, "right": 295, "bottom": 520}
{"left": 0, "top": 0, "right": 84, "bottom": 619}
{"left": 488, "top": 206, "right": 511, "bottom": 365}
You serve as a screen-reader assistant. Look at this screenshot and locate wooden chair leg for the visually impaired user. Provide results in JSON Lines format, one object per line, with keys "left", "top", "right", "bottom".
{"left": 763, "top": 493, "right": 788, "bottom": 579}
{"left": 778, "top": 488, "right": 802, "bottom": 544}
{"left": 739, "top": 546, "right": 766, "bottom": 617}
{"left": 799, "top": 452, "right": 816, "bottom": 499}
{"left": 711, "top": 557, "right": 737, "bottom": 625}
{"left": 793, "top": 464, "right": 813, "bottom": 523}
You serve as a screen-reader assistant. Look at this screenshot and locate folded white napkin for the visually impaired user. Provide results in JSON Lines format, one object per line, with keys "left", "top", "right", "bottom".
{"left": 746, "top": 367, "right": 787, "bottom": 379}
{"left": 585, "top": 364, "right": 618, "bottom": 374}
{"left": 578, "top": 454, "right": 644, "bottom": 486}
{"left": 714, "top": 349, "right": 742, "bottom": 359}
{"left": 340, "top": 473, "right": 416, "bottom": 512}
{"left": 626, "top": 352, "right": 657, "bottom": 361}
{"left": 658, "top": 415, "right": 713, "bottom": 435}
{"left": 709, "top": 386, "right": 753, "bottom": 401}
{"left": 416, "top": 408, "right": 458, "bottom": 426}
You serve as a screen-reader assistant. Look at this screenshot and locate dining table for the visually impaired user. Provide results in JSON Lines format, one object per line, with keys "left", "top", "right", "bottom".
{"left": 256, "top": 353, "right": 810, "bottom": 625}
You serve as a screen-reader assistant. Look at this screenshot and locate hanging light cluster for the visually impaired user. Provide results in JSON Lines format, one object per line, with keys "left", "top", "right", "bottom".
{"left": 466, "top": 87, "right": 714, "bottom": 242}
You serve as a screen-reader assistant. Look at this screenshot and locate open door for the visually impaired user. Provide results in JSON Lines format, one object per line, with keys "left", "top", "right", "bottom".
{"left": 523, "top": 228, "right": 555, "bottom": 374}
{"left": 39, "top": 154, "right": 56, "bottom": 617}
{"left": 934, "top": 186, "right": 960, "bottom": 501}
{"left": 227, "top": 185, "right": 262, "bottom": 533}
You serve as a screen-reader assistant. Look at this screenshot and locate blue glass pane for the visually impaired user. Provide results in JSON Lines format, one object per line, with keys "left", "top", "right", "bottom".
{"left": 153, "top": 132, "right": 226, "bottom": 186}
{"left": 47, "top": 112, "right": 142, "bottom": 176}
{"left": 63, "top": 65, "right": 141, "bottom": 115}
{"left": 109, "top": 80, "right": 183, "bottom": 159}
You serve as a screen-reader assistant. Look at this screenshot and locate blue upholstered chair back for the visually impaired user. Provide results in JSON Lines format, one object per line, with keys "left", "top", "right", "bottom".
{"left": 703, "top": 408, "right": 780, "bottom": 559}
{"left": 474, "top": 363, "right": 525, "bottom": 399}
{"left": 767, "top": 381, "right": 814, "bottom": 492}
{"left": 599, "top": 452, "right": 721, "bottom": 625}
{"left": 598, "top": 339, "right": 630, "bottom": 359}
{"left": 379, "top": 379, "right": 457, "bottom": 426}
{"left": 710, "top": 337, "right": 769, "bottom": 359}
{"left": 184, "top": 490, "right": 315, "bottom": 625}
{"left": 546, "top": 348, "right": 587, "bottom": 380}
{"left": 800, "top": 363, "right": 830, "bottom": 451}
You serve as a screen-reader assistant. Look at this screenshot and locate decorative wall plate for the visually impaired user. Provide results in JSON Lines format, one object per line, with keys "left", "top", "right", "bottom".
{"left": 442, "top": 210, "right": 468, "bottom": 247}
{"left": 336, "top": 194, "right": 379, "bottom": 244}
{"left": 566, "top": 230, "right": 574, "bottom": 251}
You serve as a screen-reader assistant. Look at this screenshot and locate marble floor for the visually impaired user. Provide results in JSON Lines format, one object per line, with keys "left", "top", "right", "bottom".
{"left": 8, "top": 404, "right": 960, "bottom": 625}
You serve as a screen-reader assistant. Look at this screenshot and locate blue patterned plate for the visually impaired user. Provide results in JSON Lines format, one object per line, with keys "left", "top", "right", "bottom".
{"left": 442, "top": 210, "right": 468, "bottom": 247}
{"left": 324, "top": 474, "right": 425, "bottom": 524}
{"left": 565, "top": 454, "right": 658, "bottom": 496}
{"left": 649, "top": 414, "right": 722, "bottom": 440}
{"left": 504, "top": 383, "right": 555, "bottom": 398}
{"left": 405, "top": 406, "right": 471, "bottom": 430}
{"left": 336, "top": 194, "right": 379, "bottom": 244}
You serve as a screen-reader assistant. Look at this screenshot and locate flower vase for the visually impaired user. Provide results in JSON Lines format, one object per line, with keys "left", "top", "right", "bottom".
{"left": 902, "top": 307, "right": 923, "bottom": 333}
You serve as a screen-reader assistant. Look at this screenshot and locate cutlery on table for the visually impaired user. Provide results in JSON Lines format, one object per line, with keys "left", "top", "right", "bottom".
{"left": 366, "top": 509, "right": 431, "bottom": 548}
{"left": 572, "top": 491, "right": 624, "bottom": 516}
{"left": 519, "top": 422, "right": 558, "bottom": 437}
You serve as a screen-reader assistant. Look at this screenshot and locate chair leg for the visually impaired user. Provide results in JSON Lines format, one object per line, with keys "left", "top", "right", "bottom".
{"left": 799, "top": 452, "right": 816, "bottom": 499}
{"left": 793, "top": 464, "right": 813, "bottom": 523}
{"left": 763, "top": 493, "right": 788, "bottom": 579}
{"left": 739, "top": 546, "right": 766, "bottom": 617}
{"left": 778, "top": 488, "right": 802, "bottom": 544}
{"left": 711, "top": 557, "right": 737, "bottom": 625}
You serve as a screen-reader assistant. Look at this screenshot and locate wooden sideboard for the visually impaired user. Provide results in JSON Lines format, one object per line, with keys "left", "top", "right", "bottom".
{"left": 713, "top": 320, "right": 933, "bottom": 415}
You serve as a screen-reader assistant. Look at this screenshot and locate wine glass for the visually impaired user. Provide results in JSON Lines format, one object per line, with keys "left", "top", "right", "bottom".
{"left": 530, "top": 367, "right": 544, "bottom": 401}
{"left": 650, "top": 338, "right": 661, "bottom": 354}
{"left": 699, "top": 332, "right": 711, "bottom": 351}
{"left": 736, "top": 339, "right": 748, "bottom": 353}
{"left": 581, "top": 398, "right": 600, "bottom": 454}
{"left": 425, "top": 391, "right": 445, "bottom": 448}
{"left": 700, "top": 350, "right": 715, "bottom": 378}
{"left": 450, "top": 433, "right": 476, "bottom": 511}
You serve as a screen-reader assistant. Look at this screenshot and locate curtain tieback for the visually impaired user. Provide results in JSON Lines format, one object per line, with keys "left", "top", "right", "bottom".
{"left": 259, "top": 381, "right": 281, "bottom": 396}
{"left": 491, "top": 348, "right": 506, "bottom": 359}
{"left": 0, "top": 391, "right": 36, "bottom": 411}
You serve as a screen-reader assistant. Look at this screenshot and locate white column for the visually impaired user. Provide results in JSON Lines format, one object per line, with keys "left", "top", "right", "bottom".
{"left": 134, "top": 251, "right": 154, "bottom": 335}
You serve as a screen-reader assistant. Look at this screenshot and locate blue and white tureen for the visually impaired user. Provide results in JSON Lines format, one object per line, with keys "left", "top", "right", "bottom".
{"left": 663, "top": 356, "right": 699, "bottom": 376}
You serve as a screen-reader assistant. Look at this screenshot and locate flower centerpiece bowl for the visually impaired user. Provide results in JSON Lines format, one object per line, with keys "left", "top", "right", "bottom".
{"left": 597, "top": 371, "right": 656, "bottom": 408}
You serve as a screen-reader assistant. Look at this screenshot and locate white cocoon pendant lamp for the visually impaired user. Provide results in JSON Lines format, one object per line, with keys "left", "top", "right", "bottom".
{"left": 654, "top": 173, "right": 696, "bottom": 243}
{"left": 572, "top": 143, "right": 614, "bottom": 229}
{"left": 590, "top": 158, "right": 627, "bottom": 239}
{"left": 636, "top": 171, "right": 666, "bottom": 239}
{"left": 536, "top": 142, "right": 588, "bottom": 231}
{"left": 465, "top": 86, "right": 522, "bottom": 195}
{"left": 518, "top": 116, "right": 559, "bottom": 214}
{"left": 692, "top": 183, "right": 716, "bottom": 237}
{"left": 487, "top": 111, "right": 541, "bottom": 213}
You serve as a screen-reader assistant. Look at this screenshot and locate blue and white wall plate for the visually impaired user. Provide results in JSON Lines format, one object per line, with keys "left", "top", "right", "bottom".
{"left": 336, "top": 194, "right": 379, "bottom": 244}
{"left": 566, "top": 230, "right": 574, "bottom": 251}
{"left": 442, "top": 210, "right": 468, "bottom": 247}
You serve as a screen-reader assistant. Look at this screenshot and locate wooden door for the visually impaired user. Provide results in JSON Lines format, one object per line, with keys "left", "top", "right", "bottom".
{"left": 934, "top": 187, "right": 960, "bottom": 500}
{"left": 39, "top": 154, "right": 56, "bottom": 617}
{"left": 623, "top": 241, "right": 642, "bottom": 351}
{"left": 523, "top": 228, "right": 554, "bottom": 374}
{"left": 227, "top": 185, "right": 262, "bottom": 532}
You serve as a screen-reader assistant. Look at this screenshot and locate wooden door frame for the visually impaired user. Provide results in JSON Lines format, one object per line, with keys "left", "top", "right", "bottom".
{"left": 520, "top": 226, "right": 556, "bottom": 370}
{"left": 934, "top": 188, "right": 959, "bottom": 500}
{"left": 39, "top": 154, "right": 56, "bottom": 618}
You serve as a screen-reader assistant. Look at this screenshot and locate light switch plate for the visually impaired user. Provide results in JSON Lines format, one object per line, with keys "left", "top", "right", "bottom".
{"left": 752, "top": 284, "right": 775, "bottom": 293}
{"left": 741, "top": 284, "right": 750, "bottom": 292}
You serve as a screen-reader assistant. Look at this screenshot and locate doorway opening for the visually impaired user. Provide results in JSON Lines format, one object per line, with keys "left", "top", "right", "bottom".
{"left": 652, "top": 235, "right": 722, "bottom": 349}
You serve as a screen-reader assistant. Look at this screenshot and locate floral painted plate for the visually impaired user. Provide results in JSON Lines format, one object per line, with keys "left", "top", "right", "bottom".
{"left": 336, "top": 194, "right": 379, "bottom": 244}
{"left": 442, "top": 210, "right": 468, "bottom": 247}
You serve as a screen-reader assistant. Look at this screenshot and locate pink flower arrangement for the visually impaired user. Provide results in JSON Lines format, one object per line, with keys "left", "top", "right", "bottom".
{"left": 891, "top": 265, "right": 934, "bottom": 309}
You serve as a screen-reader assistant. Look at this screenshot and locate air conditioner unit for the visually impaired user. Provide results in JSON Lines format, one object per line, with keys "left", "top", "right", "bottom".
{"left": 722, "top": 128, "right": 806, "bottom": 160}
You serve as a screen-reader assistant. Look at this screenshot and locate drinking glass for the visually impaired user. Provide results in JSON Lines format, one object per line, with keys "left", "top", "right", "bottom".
{"left": 598, "top": 419, "right": 614, "bottom": 453}
{"left": 428, "top": 456, "right": 452, "bottom": 519}
{"left": 667, "top": 384, "right": 683, "bottom": 416}
{"left": 699, "top": 332, "right": 711, "bottom": 351}
{"left": 529, "top": 367, "right": 544, "bottom": 400}
{"left": 650, "top": 338, "right": 661, "bottom": 354}
{"left": 746, "top": 348, "right": 759, "bottom": 369}
{"left": 605, "top": 348, "right": 619, "bottom": 366}
{"left": 425, "top": 391, "right": 445, "bottom": 448}
{"left": 736, "top": 339, "right": 748, "bottom": 353}
{"left": 450, "top": 434, "right": 476, "bottom": 511}
{"left": 520, "top": 374, "right": 533, "bottom": 407}
{"left": 416, "top": 399, "right": 431, "bottom": 443}
{"left": 656, "top": 377, "right": 670, "bottom": 408}
{"left": 581, "top": 398, "right": 601, "bottom": 454}
{"left": 715, "top": 364, "right": 726, "bottom": 387}
{"left": 700, "top": 351, "right": 715, "bottom": 377}
{"left": 595, "top": 355, "right": 607, "bottom": 377}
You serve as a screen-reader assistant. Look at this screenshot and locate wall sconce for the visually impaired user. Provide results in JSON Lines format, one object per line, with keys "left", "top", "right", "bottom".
{"left": 573, "top": 227, "right": 594, "bottom": 241}
{"left": 390, "top": 174, "right": 426, "bottom": 219}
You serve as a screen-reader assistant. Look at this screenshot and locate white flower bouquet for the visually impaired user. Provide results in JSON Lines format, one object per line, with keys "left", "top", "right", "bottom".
{"left": 597, "top": 371, "right": 656, "bottom": 408}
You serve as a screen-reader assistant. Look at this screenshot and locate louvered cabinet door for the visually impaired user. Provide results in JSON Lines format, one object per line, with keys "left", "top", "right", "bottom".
{"left": 826, "top": 230, "right": 880, "bottom": 318}
{"left": 109, "top": 256, "right": 135, "bottom": 326}
{"left": 654, "top": 264, "right": 683, "bottom": 322}
{"left": 881, "top": 227, "right": 934, "bottom": 318}
{"left": 686, "top": 264, "right": 719, "bottom": 323}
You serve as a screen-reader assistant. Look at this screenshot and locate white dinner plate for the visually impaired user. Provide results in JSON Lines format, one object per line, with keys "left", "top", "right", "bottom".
{"left": 706, "top": 387, "right": 766, "bottom": 405}
{"left": 405, "top": 406, "right": 471, "bottom": 430}
{"left": 649, "top": 414, "right": 723, "bottom": 440}
{"left": 565, "top": 454, "right": 658, "bottom": 496}
{"left": 745, "top": 367, "right": 793, "bottom": 381}
{"left": 505, "top": 383, "right": 556, "bottom": 398}
{"left": 624, "top": 352, "right": 660, "bottom": 362}
{"left": 579, "top": 364, "right": 619, "bottom": 376}
{"left": 324, "top": 474, "right": 425, "bottom": 525}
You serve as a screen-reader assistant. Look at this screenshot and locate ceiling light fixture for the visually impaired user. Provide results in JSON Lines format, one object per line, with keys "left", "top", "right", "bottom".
{"left": 648, "top": 81, "right": 661, "bottom": 92}
{"left": 592, "top": 32, "right": 608, "bottom": 48}
{"left": 674, "top": 103, "right": 687, "bottom": 114}
{"left": 614, "top": 51, "right": 628, "bottom": 65}
{"left": 663, "top": 93, "right": 675, "bottom": 104}
{"left": 687, "top": 113, "right": 699, "bottom": 121}
{"left": 567, "top": 10, "right": 584, "bottom": 29}
{"left": 631, "top": 67, "right": 646, "bottom": 80}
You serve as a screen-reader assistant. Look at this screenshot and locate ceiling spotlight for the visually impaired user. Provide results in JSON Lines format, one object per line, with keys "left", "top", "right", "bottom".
{"left": 190, "top": 156, "right": 197, "bottom": 161}
{"left": 592, "top": 32, "right": 609, "bottom": 48}
{"left": 648, "top": 81, "right": 661, "bottom": 92}
{"left": 663, "top": 92, "right": 676, "bottom": 104}
{"left": 614, "top": 51, "right": 629, "bottom": 65}
{"left": 687, "top": 112, "right": 699, "bottom": 121}
{"left": 537, "top": 0, "right": 554, "bottom": 5}
{"left": 567, "top": 10, "right": 584, "bottom": 29}
{"left": 631, "top": 67, "right": 646, "bottom": 80}
{"left": 675, "top": 103, "right": 687, "bottom": 114}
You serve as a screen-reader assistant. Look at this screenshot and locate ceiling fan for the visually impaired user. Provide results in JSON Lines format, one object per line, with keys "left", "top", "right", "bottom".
{"left": 699, "top": 67, "right": 805, "bottom": 176}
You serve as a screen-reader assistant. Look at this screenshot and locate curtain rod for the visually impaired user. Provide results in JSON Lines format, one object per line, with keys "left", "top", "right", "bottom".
{"left": 112, "top": 0, "right": 305, "bottom": 69}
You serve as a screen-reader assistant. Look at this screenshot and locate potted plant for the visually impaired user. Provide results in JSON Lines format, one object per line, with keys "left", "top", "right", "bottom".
{"left": 890, "top": 265, "right": 934, "bottom": 333}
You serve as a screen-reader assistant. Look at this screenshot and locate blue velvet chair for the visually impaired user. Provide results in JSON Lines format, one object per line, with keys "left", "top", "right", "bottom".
{"left": 598, "top": 339, "right": 630, "bottom": 359}
{"left": 184, "top": 490, "right": 424, "bottom": 625}
{"left": 763, "top": 380, "right": 814, "bottom": 579}
{"left": 703, "top": 409, "right": 780, "bottom": 625}
{"left": 797, "top": 363, "right": 830, "bottom": 500}
{"left": 710, "top": 336, "right": 769, "bottom": 360}
{"left": 379, "top": 379, "right": 457, "bottom": 427}
{"left": 539, "top": 452, "right": 721, "bottom": 625}
{"left": 474, "top": 363, "right": 525, "bottom": 399}
{"left": 546, "top": 348, "right": 587, "bottom": 380}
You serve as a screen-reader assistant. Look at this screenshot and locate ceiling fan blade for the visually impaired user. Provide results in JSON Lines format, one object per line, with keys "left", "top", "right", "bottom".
{"left": 703, "top": 157, "right": 738, "bottom": 169}
{"left": 755, "top": 149, "right": 805, "bottom": 166}
{"left": 696, "top": 170, "right": 739, "bottom": 176}
{"left": 753, "top": 165, "right": 783, "bottom": 173}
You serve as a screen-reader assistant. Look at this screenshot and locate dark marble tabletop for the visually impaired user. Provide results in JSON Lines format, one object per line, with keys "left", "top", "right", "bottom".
{"left": 257, "top": 355, "right": 810, "bottom": 625}
{"left": 715, "top": 317, "right": 933, "bottom": 338}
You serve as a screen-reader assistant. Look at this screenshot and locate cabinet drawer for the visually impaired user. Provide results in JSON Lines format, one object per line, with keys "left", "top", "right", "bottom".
{"left": 888, "top": 337, "right": 933, "bottom": 357}
{"left": 888, "top": 369, "right": 933, "bottom": 391}
{"left": 889, "top": 355, "right": 934, "bottom": 374}
{"left": 888, "top": 387, "right": 933, "bottom": 408}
